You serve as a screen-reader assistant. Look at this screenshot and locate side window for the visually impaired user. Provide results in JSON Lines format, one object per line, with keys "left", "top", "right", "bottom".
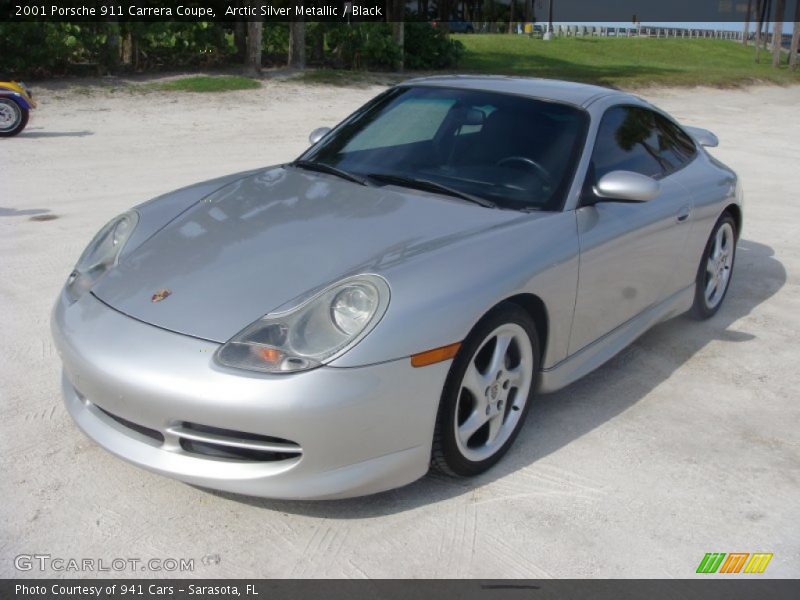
{"left": 653, "top": 114, "right": 697, "bottom": 168}
{"left": 589, "top": 106, "right": 666, "bottom": 181}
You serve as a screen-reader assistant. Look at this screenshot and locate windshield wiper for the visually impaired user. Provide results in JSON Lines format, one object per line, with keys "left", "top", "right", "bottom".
{"left": 366, "top": 172, "right": 496, "bottom": 209}
{"left": 290, "top": 160, "right": 370, "bottom": 186}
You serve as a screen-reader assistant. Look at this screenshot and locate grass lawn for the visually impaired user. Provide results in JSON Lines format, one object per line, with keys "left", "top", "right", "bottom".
{"left": 149, "top": 75, "right": 261, "bottom": 92}
{"left": 453, "top": 35, "right": 800, "bottom": 88}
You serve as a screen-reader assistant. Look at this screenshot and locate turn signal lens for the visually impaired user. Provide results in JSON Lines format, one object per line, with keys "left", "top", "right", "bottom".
{"left": 410, "top": 342, "right": 461, "bottom": 368}
{"left": 256, "top": 347, "right": 284, "bottom": 364}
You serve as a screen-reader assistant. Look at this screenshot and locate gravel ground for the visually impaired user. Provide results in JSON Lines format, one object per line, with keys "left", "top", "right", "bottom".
{"left": 1, "top": 79, "right": 798, "bottom": 578}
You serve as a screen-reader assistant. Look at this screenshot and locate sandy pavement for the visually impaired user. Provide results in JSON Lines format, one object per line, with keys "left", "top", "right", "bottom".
{"left": 1, "top": 78, "right": 799, "bottom": 578}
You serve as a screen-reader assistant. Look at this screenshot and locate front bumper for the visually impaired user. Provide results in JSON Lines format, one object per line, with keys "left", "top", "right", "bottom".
{"left": 51, "top": 292, "right": 449, "bottom": 499}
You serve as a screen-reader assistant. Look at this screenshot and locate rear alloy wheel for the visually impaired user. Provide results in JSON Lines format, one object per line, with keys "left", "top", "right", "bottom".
{"left": 432, "top": 304, "right": 539, "bottom": 476}
{"left": 691, "top": 213, "right": 737, "bottom": 319}
{"left": 0, "top": 98, "right": 28, "bottom": 137}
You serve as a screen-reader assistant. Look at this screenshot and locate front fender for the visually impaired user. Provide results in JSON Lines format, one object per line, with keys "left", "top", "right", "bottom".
{"left": 0, "top": 90, "right": 31, "bottom": 111}
{"left": 329, "top": 211, "right": 580, "bottom": 370}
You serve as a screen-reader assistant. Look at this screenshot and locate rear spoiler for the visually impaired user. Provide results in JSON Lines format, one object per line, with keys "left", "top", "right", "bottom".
{"left": 683, "top": 125, "right": 719, "bottom": 148}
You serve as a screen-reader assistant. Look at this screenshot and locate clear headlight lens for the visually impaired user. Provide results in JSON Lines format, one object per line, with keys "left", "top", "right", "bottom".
{"left": 215, "top": 275, "right": 390, "bottom": 374}
{"left": 65, "top": 211, "right": 138, "bottom": 303}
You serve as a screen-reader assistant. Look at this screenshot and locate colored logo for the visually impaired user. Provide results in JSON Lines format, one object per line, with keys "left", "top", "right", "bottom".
{"left": 696, "top": 552, "right": 773, "bottom": 574}
{"left": 151, "top": 289, "right": 172, "bottom": 303}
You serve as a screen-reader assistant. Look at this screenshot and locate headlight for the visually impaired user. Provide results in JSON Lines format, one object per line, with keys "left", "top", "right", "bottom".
{"left": 65, "top": 211, "right": 138, "bottom": 303}
{"left": 215, "top": 275, "right": 390, "bottom": 374}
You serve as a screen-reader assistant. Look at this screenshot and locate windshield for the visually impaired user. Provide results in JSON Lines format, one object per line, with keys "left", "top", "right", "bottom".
{"left": 300, "top": 86, "right": 589, "bottom": 211}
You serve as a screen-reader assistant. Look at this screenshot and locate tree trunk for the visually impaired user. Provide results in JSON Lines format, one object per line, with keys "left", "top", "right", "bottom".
{"left": 246, "top": 20, "right": 263, "bottom": 73}
{"left": 743, "top": 0, "right": 753, "bottom": 44}
{"left": 508, "top": 0, "right": 515, "bottom": 33}
{"left": 438, "top": 0, "right": 451, "bottom": 20}
{"left": 755, "top": 0, "right": 765, "bottom": 61}
{"left": 121, "top": 29, "right": 133, "bottom": 66}
{"left": 311, "top": 24, "right": 325, "bottom": 65}
{"left": 387, "top": 0, "right": 405, "bottom": 71}
{"left": 289, "top": 21, "right": 306, "bottom": 69}
{"left": 392, "top": 21, "right": 405, "bottom": 71}
{"left": 103, "top": 21, "right": 121, "bottom": 74}
{"left": 773, "top": 0, "right": 786, "bottom": 66}
{"left": 790, "top": 0, "right": 800, "bottom": 68}
{"left": 234, "top": 22, "right": 247, "bottom": 61}
{"left": 764, "top": 0, "right": 773, "bottom": 49}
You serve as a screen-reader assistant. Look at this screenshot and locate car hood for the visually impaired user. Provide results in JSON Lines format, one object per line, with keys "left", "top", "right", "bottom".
{"left": 93, "top": 166, "right": 530, "bottom": 342}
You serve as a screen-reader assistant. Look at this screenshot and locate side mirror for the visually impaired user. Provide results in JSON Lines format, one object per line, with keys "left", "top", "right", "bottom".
{"left": 683, "top": 125, "right": 719, "bottom": 148}
{"left": 592, "top": 170, "right": 660, "bottom": 203}
{"left": 308, "top": 127, "right": 331, "bottom": 145}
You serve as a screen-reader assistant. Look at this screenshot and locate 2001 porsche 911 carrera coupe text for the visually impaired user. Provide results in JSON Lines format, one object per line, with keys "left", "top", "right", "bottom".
{"left": 51, "top": 77, "right": 742, "bottom": 499}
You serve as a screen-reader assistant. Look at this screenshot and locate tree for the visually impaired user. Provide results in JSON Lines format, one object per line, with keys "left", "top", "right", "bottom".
{"left": 743, "top": 0, "right": 753, "bottom": 45}
{"left": 387, "top": 0, "right": 405, "bottom": 71}
{"left": 790, "top": 0, "right": 800, "bottom": 69}
{"left": 754, "top": 0, "right": 766, "bottom": 61}
{"left": 246, "top": 20, "right": 262, "bottom": 73}
{"left": 392, "top": 21, "right": 405, "bottom": 71}
{"left": 289, "top": 21, "right": 305, "bottom": 68}
{"left": 233, "top": 22, "right": 247, "bottom": 61}
{"left": 103, "top": 21, "right": 120, "bottom": 73}
{"left": 772, "top": 0, "right": 785, "bottom": 67}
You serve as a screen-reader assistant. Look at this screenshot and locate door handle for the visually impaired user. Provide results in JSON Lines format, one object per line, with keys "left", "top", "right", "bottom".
{"left": 676, "top": 205, "right": 691, "bottom": 223}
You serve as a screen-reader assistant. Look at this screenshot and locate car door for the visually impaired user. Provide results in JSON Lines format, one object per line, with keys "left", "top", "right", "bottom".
{"left": 568, "top": 105, "right": 697, "bottom": 355}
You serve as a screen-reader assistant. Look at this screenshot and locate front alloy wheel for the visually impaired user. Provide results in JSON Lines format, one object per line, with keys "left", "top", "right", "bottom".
{"left": 691, "top": 213, "right": 737, "bottom": 319}
{"left": 432, "top": 303, "right": 539, "bottom": 476}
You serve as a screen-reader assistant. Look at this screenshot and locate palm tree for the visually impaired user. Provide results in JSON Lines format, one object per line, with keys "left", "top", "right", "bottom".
{"left": 790, "top": 0, "right": 800, "bottom": 69}
{"left": 772, "top": 0, "right": 786, "bottom": 67}
{"left": 754, "top": 0, "right": 767, "bottom": 62}
{"left": 743, "top": 0, "right": 754, "bottom": 45}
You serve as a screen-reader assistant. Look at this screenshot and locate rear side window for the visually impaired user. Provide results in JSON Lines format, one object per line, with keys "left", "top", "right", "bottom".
{"left": 653, "top": 113, "right": 697, "bottom": 168}
{"left": 589, "top": 106, "right": 696, "bottom": 183}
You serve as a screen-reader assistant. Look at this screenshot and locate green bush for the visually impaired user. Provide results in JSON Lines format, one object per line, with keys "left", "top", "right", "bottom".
{"left": 404, "top": 22, "right": 464, "bottom": 69}
{"left": 262, "top": 23, "right": 289, "bottom": 61}
{"left": 361, "top": 26, "right": 402, "bottom": 69}
{"left": 0, "top": 22, "right": 462, "bottom": 78}
{"left": 326, "top": 23, "right": 401, "bottom": 70}
{"left": 0, "top": 22, "right": 234, "bottom": 76}
{"left": 324, "top": 22, "right": 462, "bottom": 71}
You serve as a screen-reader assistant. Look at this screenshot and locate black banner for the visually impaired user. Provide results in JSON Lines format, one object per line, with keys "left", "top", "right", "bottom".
{"left": 0, "top": 0, "right": 795, "bottom": 23}
{"left": 4, "top": 580, "right": 800, "bottom": 600}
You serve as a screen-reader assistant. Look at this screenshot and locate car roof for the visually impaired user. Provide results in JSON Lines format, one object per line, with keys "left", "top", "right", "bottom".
{"left": 398, "top": 75, "right": 635, "bottom": 108}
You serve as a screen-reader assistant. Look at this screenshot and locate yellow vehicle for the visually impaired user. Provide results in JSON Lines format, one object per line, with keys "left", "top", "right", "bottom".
{"left": 0, "top": 80, "right": 36, "bottom": 137}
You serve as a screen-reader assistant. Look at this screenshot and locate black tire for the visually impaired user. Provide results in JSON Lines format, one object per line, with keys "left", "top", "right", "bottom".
{"left": 690, "top": 213, "right": 737, "bottom": 320}
{"left": 0, "top": 98, "right": 29, "bottom": 137}
{"left": 432, "top": 302, "right": 540, "bottom": 477}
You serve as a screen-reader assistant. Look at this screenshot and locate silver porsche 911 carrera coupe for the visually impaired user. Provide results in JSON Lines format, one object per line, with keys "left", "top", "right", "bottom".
{"left": 52, "top": 76, "right": 742, "bottom": 499}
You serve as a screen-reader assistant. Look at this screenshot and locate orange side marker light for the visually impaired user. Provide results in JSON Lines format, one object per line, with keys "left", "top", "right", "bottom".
{"left": 410, "top": 342, "right": 461, "bottom": 368}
